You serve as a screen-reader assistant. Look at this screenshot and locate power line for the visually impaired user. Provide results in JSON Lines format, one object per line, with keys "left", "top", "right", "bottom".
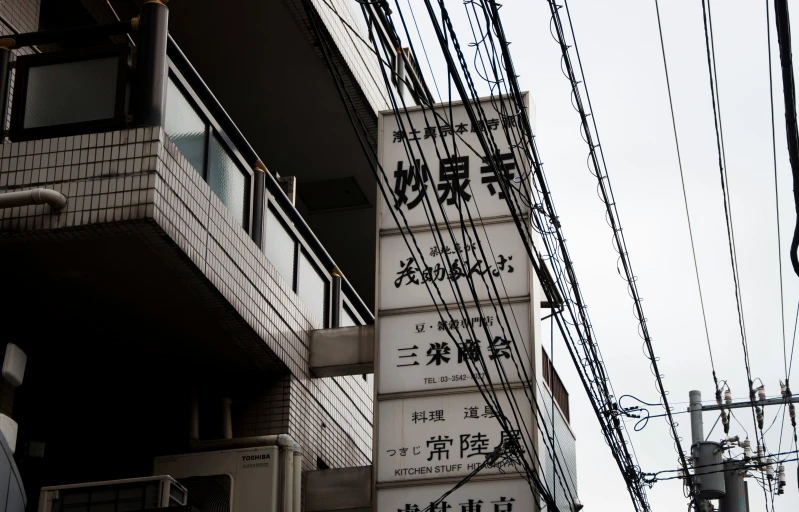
{"left": 652, "top": 0, "right": 717, "bottom": 391}
{"left": 766, "top": 0, "right": 789, "bottom": 382}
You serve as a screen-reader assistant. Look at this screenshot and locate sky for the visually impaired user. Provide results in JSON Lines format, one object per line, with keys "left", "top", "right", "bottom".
{"left": 396, "top": 0, "right": 799, "bottom": 510}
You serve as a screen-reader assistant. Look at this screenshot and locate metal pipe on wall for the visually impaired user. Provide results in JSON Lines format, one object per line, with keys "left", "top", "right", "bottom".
{"left": 292, "top": 446, "right": 302, "bottom": 512}
{"left": 281, "top": 445, "right": 294, "bottom": 512}
{"left": 0, "top": 188, "right": 66, "bottom": 210}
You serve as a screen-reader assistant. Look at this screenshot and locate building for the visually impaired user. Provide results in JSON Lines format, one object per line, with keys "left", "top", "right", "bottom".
{"left": 0, "top": 1, "right": 577, "bottom": 511}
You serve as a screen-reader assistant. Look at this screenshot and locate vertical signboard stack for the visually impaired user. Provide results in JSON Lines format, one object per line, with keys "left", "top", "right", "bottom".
{"left": 376, "top": 95, "right": 544, "bottom": 511}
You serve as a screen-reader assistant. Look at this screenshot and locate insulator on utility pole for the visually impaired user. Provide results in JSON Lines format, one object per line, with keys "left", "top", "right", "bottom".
{"left": 741, "top": 439, "right": 752, "bottom": 460}
{"left": 766, "top": 458, "right": 774, "bottom": 480}
{"left": 724, "top": 388, "right": 732, "bottom": 405}
{"left": 756, "top": 406, "right": 764, "bottom": 430}
{"left": 721, "top": 411, "right": 730, "bottom": 434}
{"left": 757, "top": 385, "right": 766, "bottom": 401}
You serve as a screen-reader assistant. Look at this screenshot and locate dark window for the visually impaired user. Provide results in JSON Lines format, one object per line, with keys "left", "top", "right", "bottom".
{"left": 542, "top": 348, "right": 569, "bottom": 423}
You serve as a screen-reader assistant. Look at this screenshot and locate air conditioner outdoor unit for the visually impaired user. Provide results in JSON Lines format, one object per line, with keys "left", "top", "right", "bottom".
{"left": 154, "top": 444, "right": 283, "bottom": 512}
{"left": 38, "top": 475, "right": 188, "bottom": 512}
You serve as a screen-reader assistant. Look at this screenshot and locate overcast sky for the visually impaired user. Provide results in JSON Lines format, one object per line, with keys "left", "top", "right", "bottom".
{"left": 396, "top": 0, "right": 799, "bottom": 510}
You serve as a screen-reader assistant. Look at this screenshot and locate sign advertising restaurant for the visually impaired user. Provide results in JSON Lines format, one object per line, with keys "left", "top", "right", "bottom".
{"left": 378, "top": 301, "right": 532, "bottom": 395}
{"left": 377, "top": 389, "right": 531, "bottom": 482}
{"left": 379, "top": 221, "right": 529, "bottom": 311}
{"left": 379, "top": 94, "right": 532, "bottom": 231}
{"left": 377, "top": 478, "right": 534, "bottom": 512}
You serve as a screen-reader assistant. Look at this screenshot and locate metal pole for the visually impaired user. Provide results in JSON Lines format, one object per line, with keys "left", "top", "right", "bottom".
{"left": 251, "top": 166, "right": 266, "bottom": 249}
{"left": 719, "top": 461, "right": 749, "bottom": 512}
{"left": 331, "top": 271, "right": 342, "bottom": 328}
{"left": 131, "top": 1, "right": 169, "bottom": 126}
{"left": 690, "top": 390, "right": 704, "bottom": 444}
{"left": 0, "top": 46, "right": 10, "bottom": 140}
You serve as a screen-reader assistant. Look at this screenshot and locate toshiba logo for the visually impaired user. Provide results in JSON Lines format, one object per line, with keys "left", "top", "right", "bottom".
{"left": 242, "top": 454, "right": 271, "bottom": 461}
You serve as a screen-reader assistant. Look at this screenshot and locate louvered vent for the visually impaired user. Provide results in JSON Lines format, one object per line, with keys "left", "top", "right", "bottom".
{"left": 177, "top": 475, "right": 232, "bottom": 512}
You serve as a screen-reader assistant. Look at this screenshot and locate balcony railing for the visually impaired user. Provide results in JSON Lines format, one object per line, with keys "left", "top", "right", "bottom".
{"left": 0, "top": 9, "right": 373, "bottom": 329}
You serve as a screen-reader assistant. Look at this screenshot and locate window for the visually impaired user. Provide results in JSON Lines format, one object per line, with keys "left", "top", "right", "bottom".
{"left": 164, "top": 75, "right": 251, "bottom": 229}
{"left": 208, "top": 133, "right": 247, "bottom": 227}
{"left": 10, "top": 46, "right": 128, "bottom": 141}
{"left": 265, "top": 208, "right": 296, "bottom": 286}
{"left": 298, "top": 251, "right": 328, "bottom": 325}
{"left": 25, "top": 57, "right": 119, "bottom": 129}
{"left": 340, "top": 305, "right": 356, "bottom": 327}
{"left": 165, "top": 78, "right": 207, "bottom": 175}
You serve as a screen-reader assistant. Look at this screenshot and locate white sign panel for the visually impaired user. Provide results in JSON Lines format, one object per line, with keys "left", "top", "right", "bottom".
{"left": 377, "top": 478, "right": 533, "bottom": 512}
{"left": 377, "top": 389, "right": 532, "bottom": 482}
{"left": 379, "top": 222, "right": 529, "bottom": 311}
{"left": 379, "top": 95, "right": 532, "bottom": 230}
{"left": 379, "top": 301, "right": 532, "bottom": 394}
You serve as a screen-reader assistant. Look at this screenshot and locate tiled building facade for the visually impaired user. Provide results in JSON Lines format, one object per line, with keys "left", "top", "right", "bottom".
{"left": 0, "top": 124, "right": 374, "bottom": 469}
{"left": 0, "top": 0, "right": 380, "bottom": 506}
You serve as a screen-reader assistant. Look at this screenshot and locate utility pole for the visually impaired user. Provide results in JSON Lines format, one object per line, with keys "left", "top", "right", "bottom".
{"left": 685, "top": 388, "right": 799, "bottom": 511}
{"left": 689, "top": 390, "right": 727, "bottom": 511}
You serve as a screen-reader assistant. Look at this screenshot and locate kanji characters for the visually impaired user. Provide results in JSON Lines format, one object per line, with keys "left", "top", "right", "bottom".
{"left": 394, "top": 159, "right": 429, "bottom": 210}
{"left": 427, "top": 435, "right": 453, "bottom": 461}
{"left": 459, "top": 500, "right": 483, "bottom": 512}
{"left": 481, "top": 151, "right": 516, "bottom": 200}
{"left": 430, "top": 502, "right": 452, "bottom": 512}
{"left": 438, "top": 156, "right": 471, "bottom": 205}
{"left": 426, "top": 342, "right": 451, "bottom": 366}
{"left": 460, "top": 432, "right": 491, "bottom": 458}
{"left": 394, "top": 258, "right": 420, "bottom": 288}
{"left": 457, "top": 339, "right": 481, "bottom": 363}
{"left": 491, "top": 498, "right": 515, "bottom": 512}
{"left": 488, "top": 336, "right": 512, "bottom": 360}
{"left": 397, "top": 345, "right": 419, "bottom": 367}
{"left": 428, "top": 409, "right": 445, "bottom": 422}
{"left": 464, "top": 406, "right": 480, "bottom": 419}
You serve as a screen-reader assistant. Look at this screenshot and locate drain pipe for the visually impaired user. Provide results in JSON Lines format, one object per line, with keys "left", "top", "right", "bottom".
{"left": 281, "top": 443, "right": 294, "bottom": 512}
{"left": 0, "top": 188, "right": 66, "bottom": 210}
{"left": 292, "top": 444, "right": 302, "bottom": 512}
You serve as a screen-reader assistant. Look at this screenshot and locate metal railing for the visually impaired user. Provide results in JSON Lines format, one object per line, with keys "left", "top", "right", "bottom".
{"left": 165, "top": 36, "right": 372, "bottom": 327}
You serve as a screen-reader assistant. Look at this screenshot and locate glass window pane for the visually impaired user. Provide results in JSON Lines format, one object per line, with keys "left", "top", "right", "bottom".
{"left": 24, "top": 57, "right": 118, "bottom": 128}
{"left": 298, "top": 252, "right": 327, "bottom": 325}
{"left": 165, "top": 78, "right": 207, "bottom": 175}
{"left": 340, "top": 306, "right": 356, "bottom": 327}
{"left": 265, "top": 209, "right": 296, "bottom": 285}
{"left": 208, "top": 133, "right": 247, "bottom": 227}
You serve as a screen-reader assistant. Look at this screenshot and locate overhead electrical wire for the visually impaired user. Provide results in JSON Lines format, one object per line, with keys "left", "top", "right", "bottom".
{"left": 303, "top": 1, "right": 579, "bottom": 508}
{"left": 766, "top": 0, "right": 789, "bottom": 383}
{"left": 652, "top": 0, "right": 718, "bottom": 393}
{"left": 698, "top": 3, "right": 769, "bottom": 481}
{"left": 366, "top": 8, "right": 578, "bottom": 505}
{"left": 413, "top": 1, "right": 653, "bottom": 509}
{"left": 773, "top": 0, "right": 799, "bottom": 281}
{"left": 306, "top": 0, "right": 676, "bottom": 506}
{"left": 547, "top": 1, "right": 693, "bottom": 501}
